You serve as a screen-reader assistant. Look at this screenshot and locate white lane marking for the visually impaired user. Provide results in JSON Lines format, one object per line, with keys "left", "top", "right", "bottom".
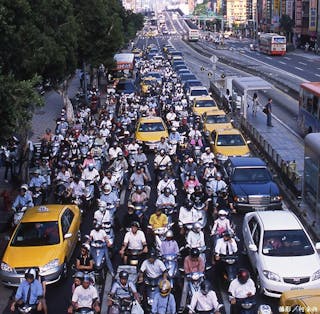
{"left": 120, "top": 189, "right": 126, "bottom": 205}
{"left": 284, "top": 57, "right": 291, "bottom": 60}
{"left": 279, "top": 61, "right": 286, "bottom": 65}
{"left": 265, "top": 56, "right": 272, "bottom": 60}
{"left": 316, "top": 74, "right": 320, "bottom": 78}
{"left": 317, "top": 68, "right": 320, "bottom": 71}
{"left": 298, "top": 62, "right": 307, "bottom": 65}
{"left": 295, "top": 67, "right": 303, "bottom": 71}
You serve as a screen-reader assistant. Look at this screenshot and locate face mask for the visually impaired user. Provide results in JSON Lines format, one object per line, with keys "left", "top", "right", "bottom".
{"left": 220, "top": 216, "right": 226, "bottom": 220}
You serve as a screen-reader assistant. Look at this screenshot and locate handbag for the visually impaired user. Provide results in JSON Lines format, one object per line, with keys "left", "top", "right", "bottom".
{"left": 262, "top": 107, "right": 267, "bottom": 114}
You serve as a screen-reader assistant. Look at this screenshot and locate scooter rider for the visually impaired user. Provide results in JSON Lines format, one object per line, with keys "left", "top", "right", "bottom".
{"left": 76, "top": 244, "right": 94, "bottom": 272}
{"left": 179, "top": 248, "right": 205, "bottom": 313}
{"left": 129, "top": 166, "right": 151, "bottom": 199}
{"left": 152, "top": 279, "right": 176, "bottom": 314}
{"left": 214, "top": 231, "right": 238, "bottom": 261}
{"left": 12, "top": 184, "right": 34, "bottom": 211}
{"left": 89, "top": 223, "right": 115, "bottom": 277}
{"left": 201, "top": 147, "right": 215, "bottom": 165}
{"left": 138, "top": 250, "right": 168, "bottom": 284}
{"left": 156, "top": 187, "right": 176, "bottom": 208}
{"left": 81, "top": 163, "right": 100, "bottom": 183}
{"left": 70, "top": 274, "right": 100, "bottom": 314}
{"left": 186, "top": 222, "right": 205, "bottom": 249}
{"left": 211, "top": 210, "right": 233, "bottom": 237}
{"left": 229, "top": 269, "right": 256, "bottom": 314}
{"left": 130, "top": 185, "right": 148, "bottom": 204}
{"left": 160, "top": 230, "right": 179, "bottom": 256}
{"left": 189, "top": 281, "right": 221, "bottom": 314}
{"left": 157, "top": 174, "right": 177, "bottom": 196}
{"left": 120, "top": 221, "right": 148, "bottom": 264}
{"left": 108, "top": 270, "right": 140, "bottom": 306}
{"left": 100, "top": 184, "right": 119, "bottom": 214}
{"left": 10, "top": 268, "right": 43, "bottom": 312}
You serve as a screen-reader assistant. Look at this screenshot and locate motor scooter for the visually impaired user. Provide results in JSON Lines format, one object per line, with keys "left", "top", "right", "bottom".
{"left": 144, "top": 277, "right": 160, "bottom": 310}
{"left": 231, "top": 296, "right": 256, "bottom": 314}
{"left": 126, "top": 249, "right": 143, "bottom": 267}
{"left": 74, "top": 307, "right": 94, "bottom": 314}
{"left": 162, "top": 253, "right": 178, "bottom": 287}
{"left": 219, "top": 254, "right": 239, "bottom": 283}
{"left": 17, "top": 304, "right": 38, "bottom": 314}
{"left": 90, "top": 240, "right": 106, "bottom": 285}
{"left": 12, "top": 206, "right": 28, "bottom": 227}
{"left": 186, "top": 272, "right": 205, "bottom": 299}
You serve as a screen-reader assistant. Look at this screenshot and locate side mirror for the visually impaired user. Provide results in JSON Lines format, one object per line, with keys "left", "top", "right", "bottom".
{"left": 315, "top": 242, "right": 320, "bottom": 250}
{"left": 248, "top": 244, "right": 258, "bottom": 252}
{"left": 64, "top": 233, "right": 72, "bottom": 239}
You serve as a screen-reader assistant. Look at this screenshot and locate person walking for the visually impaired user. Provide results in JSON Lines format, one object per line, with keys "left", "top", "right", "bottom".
{"left": 252, "top": 93, "right": 258, "bottom": 116}
{"left": 266, "top": 98, "right": 273, "bottom": 127}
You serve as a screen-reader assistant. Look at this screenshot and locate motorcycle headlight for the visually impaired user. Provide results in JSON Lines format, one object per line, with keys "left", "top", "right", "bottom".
{"left": 39, "top": 258, "right": 60, "bottom": 273}
{"left": 263, "top": 270, "right": 281, "bottom": 282}
{"left": 234, "top": 195, "right": 248, "bottom": 203}
{"left": 270, "top": 195, "right": 282, "bottom": 202}
{"left": 192, "top": 273, "right": 200, "bottom": 280}
{"left": 311, "top": 269, "right": 320, "bottom": 281}
{"left": 1, "top": 262, "right": 13, "bottom": 272}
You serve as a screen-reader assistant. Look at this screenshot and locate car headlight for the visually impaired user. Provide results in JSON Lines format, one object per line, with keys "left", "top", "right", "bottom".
{"left": 39, "top": 258, "right": 60, "bottom": 273}
{"left": 311, "top": 269, "right": 320, "bottom": 281}
{"left": 1, "top": 262, "right": 13, "bottom": 272}
{"left": 234, "top": 196, "right": 248, "bottom": 203}
{"left": 263, "top": 270, "right": 281, "bottom": 282}
{"left": 271, "top": 195, "right": 282, "bottom": 202}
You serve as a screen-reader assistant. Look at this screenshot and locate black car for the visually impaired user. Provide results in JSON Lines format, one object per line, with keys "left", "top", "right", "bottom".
{"left": 180, "top": 73, "right": 197, "bottom": 85}
{"left": 223, "top": 157, "right": 282, "bottom": 212}
{"left": 183, "top": 79, "right": 202, "bottom": 94}
{"left": 116, "top": 79, "right": 135, "bottom": 95}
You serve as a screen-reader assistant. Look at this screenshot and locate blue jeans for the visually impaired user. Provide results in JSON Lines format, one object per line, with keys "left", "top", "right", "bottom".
{"left": 267, "top": 113, "right": 272, "bottom": 126}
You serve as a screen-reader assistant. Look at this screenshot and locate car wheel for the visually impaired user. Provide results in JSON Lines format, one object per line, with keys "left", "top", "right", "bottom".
{"left": 255, "top": 272, "right": 264, "bottom": 295}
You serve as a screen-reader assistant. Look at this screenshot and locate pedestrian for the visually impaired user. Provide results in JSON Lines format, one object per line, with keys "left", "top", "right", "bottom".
{"left": 266, "top": 98, "right": 273, "bottom": 127}
{"left": 252, "top": 92, "right": 258, "bottom": 116}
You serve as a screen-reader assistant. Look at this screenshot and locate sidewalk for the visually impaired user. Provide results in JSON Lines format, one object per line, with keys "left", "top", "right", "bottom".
{"left": 0, "top": 73, "right": 81, "bottom": 314}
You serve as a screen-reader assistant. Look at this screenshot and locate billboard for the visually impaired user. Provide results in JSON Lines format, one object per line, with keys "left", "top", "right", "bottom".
{"left": 309, "top": 0, "right": 317, "bottom": 32}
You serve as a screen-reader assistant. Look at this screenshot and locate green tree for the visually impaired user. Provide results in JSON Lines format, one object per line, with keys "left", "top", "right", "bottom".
{"left": 279, "top": 14, "right": 295, "bottom": 42}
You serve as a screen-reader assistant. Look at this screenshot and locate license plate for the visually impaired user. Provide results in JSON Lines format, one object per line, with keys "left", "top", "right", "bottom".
{"left": 291, "top": 287, "right": 304, "bottom": 290}
{"left": 254, "top": 207, "right": 266, "bottom": 211}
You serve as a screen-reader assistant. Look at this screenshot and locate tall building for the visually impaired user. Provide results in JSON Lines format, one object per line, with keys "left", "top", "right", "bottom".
{"left": 225, "top": 0, "right": 248, "bottom": 27}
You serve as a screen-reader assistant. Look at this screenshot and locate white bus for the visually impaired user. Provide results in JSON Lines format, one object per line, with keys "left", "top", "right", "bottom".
{"left": 259, "top": 33, "right": 286, "bottom": 56}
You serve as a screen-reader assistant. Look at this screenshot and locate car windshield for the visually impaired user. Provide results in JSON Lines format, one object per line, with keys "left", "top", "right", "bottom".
{"left": 262, "top": 230, "right": 314, "bottom": 256}
{"left": 195, "top": 100, "right": 217, "bottom": 108}
{"left": 139, "top": 122, "right": 165, "bottom": 132}
{"left": 11, "top": 221, "right": 60, "bottom": 246}
{"left": 206, "top": 114, "right": 228, "bottom": 123}
{"left": 216, "top": 134, "right": 245, "bottom": 146}
{"left": 143, "top": 79, "right": 157, "bottom": 85}
{"left": 232, "top": 167, "right": 271, "bottom": 182}
{"left": 191, "top": 89, "right": 209, "bottom": 96}
{"left": 181, "top": 75, "right": 196, "bottom": 81}
{"left": 187, "top": 81, "right": 202, "bottom": 87}
{"left": 117, "top": 82, "right": 134, "bottom": 92}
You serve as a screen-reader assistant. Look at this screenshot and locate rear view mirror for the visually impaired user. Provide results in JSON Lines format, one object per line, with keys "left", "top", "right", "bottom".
{"left": 64, "top": 233, "right": 72, "bottom": 239}
{"left": 249, "top": 244, "right": 258, "bottom": 252}
{"left": 315, "top": 242, "right": 320, "bottom": 250}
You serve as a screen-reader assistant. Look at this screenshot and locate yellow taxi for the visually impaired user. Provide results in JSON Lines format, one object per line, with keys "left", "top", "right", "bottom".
{"left": 140, "top": 76, "right": 157, "bottom": 95}
{"left": 135, "top": 116, "right": 168, "bottom": 150}
{"left": 0, "top": 204, "right": 81, "bottom": 287}
{"left": 192, "top": 96, "right": 218, "bottom": 116}
{"left": 132, "top": 48, "right": 143, "bottom": 58}
{"left": 203, "top": 110, "right": 233, "bottom": 136}
{"left": 210, "top": 128, "right": 251, "bottom": 162}
{"left": 280, "top": 289, "right": 320, "bottom": 314}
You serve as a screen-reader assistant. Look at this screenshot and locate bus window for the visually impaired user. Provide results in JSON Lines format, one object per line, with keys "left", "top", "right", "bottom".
{"left": 313, "top": 96, "right": 319, "bottom": 118}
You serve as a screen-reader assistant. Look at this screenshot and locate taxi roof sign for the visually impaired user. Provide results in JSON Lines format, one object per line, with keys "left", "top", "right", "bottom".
{"left": 37, "top": 206, "right": 49, "bottom": 213}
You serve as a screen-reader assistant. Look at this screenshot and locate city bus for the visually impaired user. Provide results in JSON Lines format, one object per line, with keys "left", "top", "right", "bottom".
{"left": 185, "top": 19, "right": 199, "bottom": 41}
{"left": 298, "top": 82, "right": 320, "bottom": 134}
{"left": 259, "top": 33, "right": 286, "bottom": 55}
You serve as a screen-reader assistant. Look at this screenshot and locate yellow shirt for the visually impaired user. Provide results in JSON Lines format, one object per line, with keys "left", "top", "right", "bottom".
{"left": 149, "top": 213, "right": 168, "bottom": 229}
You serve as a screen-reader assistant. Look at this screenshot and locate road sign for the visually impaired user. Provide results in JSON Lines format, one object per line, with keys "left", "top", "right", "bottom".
{"left": 210, "top": 55, "right": 218, "bottom": 63}
{"left": 200, "top": 66, "right": 205, "bottom": 72}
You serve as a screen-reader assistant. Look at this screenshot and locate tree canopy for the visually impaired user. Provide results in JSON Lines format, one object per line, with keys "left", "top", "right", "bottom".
{"left": 0, "top": 0, "right": 144, "bottom": 141}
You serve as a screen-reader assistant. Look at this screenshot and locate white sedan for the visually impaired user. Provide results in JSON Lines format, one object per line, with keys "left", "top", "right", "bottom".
{"left": 242, "top": 210, "right": 320, "bottom": 298}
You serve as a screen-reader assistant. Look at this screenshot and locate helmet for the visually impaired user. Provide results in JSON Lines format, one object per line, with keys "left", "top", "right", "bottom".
{"left": 103, "top": 184, "right": 112, "bottom": 194}
{"left": 190, "top": 248, "right": 200, "bottom": 258}
{"left": 88, "top": 163, "right": 94, "bottom": 171}
{"left": 258, "top": 305, "right": 273, "bottom": 314}
{"left": 119, "top": 270, "right": 129, "bottom": 280}
{"left": 73, "top": 271, "right": 84, "bottom": 280}
{"left": 159, "top": 279, "right": 171, "bottom": 297}
{"left": 34, "top": 169, "right": 41, "bottom": 175}
{"left": 131, "top": 221, "right": 140, "bottom": 228}
{"left": 83, "top": 274, "right": 91, "bottom": 283}
{"left": 166, "top": 230, "right": 174, "bottom": 238}
{"left": 216, "top": 172, "right": 222, "bottom": 178}
{"left": 25, "top": 268, "right": 37, "bottom": 280}
{"left": 82, "top": 243, "right": 90, "bottom": 252}
{"left": 222, "top": 231, "right": 231, "bottom": 238}
{"left": 218, "top": 209, "right": 228, "bottom": 216}
{"left": 20, "top": 184, "right": 29, "bottom": 191}
{"left": 194, "top": 185, "right": 201, "bottom": 193}
{"left": 95, "top": 223, "right": 102, "bottom": 230}
{"left": 98, "top": 200, "right": 107, "bottom": 211}
{"left": 160, "top": 149, "right": 165, "bottom": 155}
{"left": 193, "top": 222, "right": 202, "bottom": 232}
{"left": 136, "top": 185, "right": 144, "bottom": 192}
{"left": 205, "top": 147, "right": 211, "bottom": 152}
{"left": 200, "top": 280, "right": 211, "bottom": 295}
{"left": 238, "top": 269, "right": 250, "bottom": 284}
{"left": 171, "top": 127, "right": 176, "bottom": 132}
{"left": 185, "top": 200, "right": 193, "bottom": 210}
{"left": 164, "top": 187, "right": 171, "bottom": 195}
{"left": 149, "top": 250, "right": 157, "bottom": 259}
{"left": 118, "top": 151, "right": 124, "bottom": 158}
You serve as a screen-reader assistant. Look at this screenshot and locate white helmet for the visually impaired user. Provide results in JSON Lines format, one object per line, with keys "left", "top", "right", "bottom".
{"left": 103, "top": 184, "right": 112, "bottom": 194}
{"left": 20, "top": 184, "right": 29, "bottom": 191}
{"left": 218, "top": 209, "right": 228, "bottom": 216}
{"left": 98, "top": 200, "right": 107, "bottom": 211}
{"left": 24, "top": 268, "right": 37, "bottom": 280}
{"left": 193, "top": 222, "right": 202, "bottom": 232}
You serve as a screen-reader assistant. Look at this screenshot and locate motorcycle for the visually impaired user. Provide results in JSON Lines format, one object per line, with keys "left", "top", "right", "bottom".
{"left": 127, "top": 249, "right": 143, "bottom": 267}
{"left": 151, "top": 223, "right": 175, "bottom": 253}
{"left": 17, "top": 304, "right": 38, "bottom": 314}
{"left": 31, "top": 186, "right": 45, "bottom": 206}
{"left": 144, "top": 277, "right": 160, "bottom": 309}
{"left": 162, "top": 254, "right": 178, "bottom": 287}
{"left": 188, "top": 304, "right": 224, "bottom": 314}
{"left": 74, "top": 307, "right": 94, "bottom": 314}
{"left": 219, "top": 254, "right": 239, "bottom": 283}
{"left": 186, "top": 272, "right": 205, "bottom": 298}
{"left": 108, "top": 297, "right": 133, "bottom": 314}
{"left": 83, "top": 180, "right": 95, "bottom": 212}
{"left": 12, "top": 206, "right": 28, "bottom": 227}
{"left": 231, "top": 296, "right": 257, "bottom": 314}
{"left": 90, "top": 240, "right": 106, "bottom": 285}
{"left": 54, "top": 179, "right": 70, "bottom": 204}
